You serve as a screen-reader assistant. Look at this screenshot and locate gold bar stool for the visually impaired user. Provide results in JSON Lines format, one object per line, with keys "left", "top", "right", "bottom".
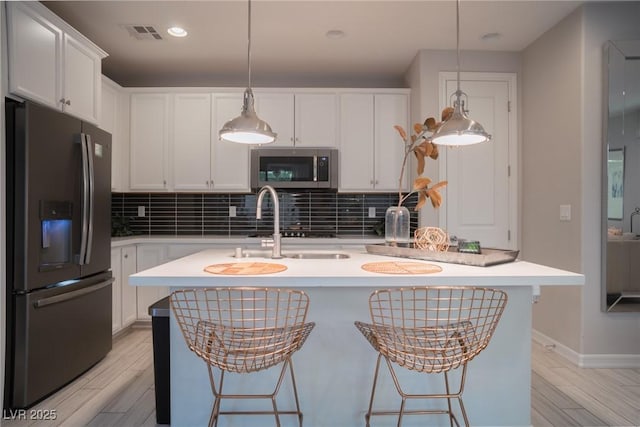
{"left": 171, "top": 287, "right": 315, "bottom": 427}
{"left": 355, "top": 286, "right": 507, "bottom": 427}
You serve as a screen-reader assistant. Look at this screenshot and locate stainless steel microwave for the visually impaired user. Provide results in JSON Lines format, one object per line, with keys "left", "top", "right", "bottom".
{"left": 250, "top": 148, "right": 338, "bottom": 189}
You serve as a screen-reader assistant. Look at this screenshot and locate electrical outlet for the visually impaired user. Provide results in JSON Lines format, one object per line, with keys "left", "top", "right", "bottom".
{"left": 368, "top": 207, "right": 376, "bottom": 218}
{"left": 138, "top": 205, "right": 146, "bottom": 217}
{"left": 229, "top": 206, "right": 237, "bottom": 217}
{"left": 560, "top": 204, "right": 571, "bottom": 221}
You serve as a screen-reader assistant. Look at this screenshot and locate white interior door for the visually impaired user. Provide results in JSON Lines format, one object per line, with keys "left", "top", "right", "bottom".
{"left": 438, "top": 73, "right": 517, "bottom": 249}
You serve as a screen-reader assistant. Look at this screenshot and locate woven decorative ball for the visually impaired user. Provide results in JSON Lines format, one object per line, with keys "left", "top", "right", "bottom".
{"left": 414, "top": 227, "right": 450, "bottom": 252}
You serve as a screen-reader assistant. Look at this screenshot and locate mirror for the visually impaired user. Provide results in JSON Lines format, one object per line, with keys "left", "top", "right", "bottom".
{"left": 603, "top": 40, "right": 640, "bottom": 312}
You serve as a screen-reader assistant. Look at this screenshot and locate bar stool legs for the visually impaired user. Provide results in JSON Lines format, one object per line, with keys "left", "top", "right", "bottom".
{"left": 206, "top": 357, "right": 305, "bottom": 427}
{"left": 363, "top": 353, "right": 470, "bottom": 427}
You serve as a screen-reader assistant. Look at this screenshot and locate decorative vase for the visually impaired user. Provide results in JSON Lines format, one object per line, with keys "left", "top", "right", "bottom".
{"left": 385, "top": 206, "right": 410, "bottom": 245}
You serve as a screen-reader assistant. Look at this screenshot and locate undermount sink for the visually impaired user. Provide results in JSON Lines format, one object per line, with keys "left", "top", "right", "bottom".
{"left": 233, "top": 250, "right": 350, "bottom": 260}
{"left": 285, "top": 252, "right": 350, "bottom": 260}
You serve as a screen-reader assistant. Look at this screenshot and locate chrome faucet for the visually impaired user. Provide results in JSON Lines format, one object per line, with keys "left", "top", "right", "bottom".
{"left": 631, "top": 207, "right": 640, "bottom": 234}
{"left": 256, "top": 185, "right": 282, "bottom": 259}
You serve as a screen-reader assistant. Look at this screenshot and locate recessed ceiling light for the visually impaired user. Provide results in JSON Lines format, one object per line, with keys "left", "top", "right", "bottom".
{"left": 167, "top": 27, "right": 188, "bottom": 38}
{"left": 326, "top": 30, "right": 345, "bottom": 40}
{"left": 481, "top": 32, "right": 502, "bottom": 41}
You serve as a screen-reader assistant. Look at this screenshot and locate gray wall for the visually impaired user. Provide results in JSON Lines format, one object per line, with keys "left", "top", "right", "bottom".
{"left": 581, "top": 2, "right": 640, "bottom": 355}
{"left": 522, "top": 6, "right": 583, "bottom": 352}
{"left": 523, "top": 2, "right": 640, "bottom": 355}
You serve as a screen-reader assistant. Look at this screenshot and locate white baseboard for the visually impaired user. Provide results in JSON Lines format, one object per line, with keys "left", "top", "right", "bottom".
{"left": 532, "top": 329, "right": 640, "bottom": 368}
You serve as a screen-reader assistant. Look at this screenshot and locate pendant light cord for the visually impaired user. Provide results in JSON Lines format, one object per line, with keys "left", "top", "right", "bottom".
{"left": 247, "top": 0, "right": 252, "bottom": 89}
{"left": 456, "top": 0, "right": 461, "bottom": 95}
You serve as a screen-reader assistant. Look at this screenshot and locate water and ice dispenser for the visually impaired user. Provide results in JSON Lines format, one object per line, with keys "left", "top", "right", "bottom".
{"left": 39, "top": 201, "right": 72, "bottom": 270}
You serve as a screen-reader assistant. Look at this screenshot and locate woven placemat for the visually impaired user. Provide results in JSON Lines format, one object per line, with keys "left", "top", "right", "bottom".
{"left": 204, "top": 262, "right": 288, "bottom": 275}
{"left": 361, "top": 261, "right": 442, "bottom": 275}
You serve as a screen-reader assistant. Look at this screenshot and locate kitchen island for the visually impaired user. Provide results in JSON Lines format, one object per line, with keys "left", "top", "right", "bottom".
{"left": 130, "top": 247, "right": 584, "bottom": 427}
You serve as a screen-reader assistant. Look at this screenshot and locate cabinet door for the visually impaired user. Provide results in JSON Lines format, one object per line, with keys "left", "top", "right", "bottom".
{"left": 7, "top": 2, "right": 62, "bottom": 109}
{"left": 62, "top": 33, "right": 101, "bottom": 124}
{"left": 374, "top": 94, "right": 409, "bottom": 191}
{"left": 136, "top": 245, "right": 169, "bottom": 320}
{"left": 254, "top": 92, "right": 295, "bottom": 147}
{"left": 173, "top": 93, "right": 212, "bottom": 191}
{"left": 101, "top": 79, "right": 119, "bottom": 190}
{"left": 110, "top": 248, "right": 123, "bottom": 334}
{"left": 339, "top": 94, "right": 375, "bottom": 191}
{"left": 294, "top": 93, "right": 338, "bottom": 147}
{"left": 121, "top": 246, "right": 138, "bottom": 328}
{"left": 130, "top": 94, "right": 170, "bottom": 190}
{"left": 211, "top": 93, "right": 251, "bottom": 191}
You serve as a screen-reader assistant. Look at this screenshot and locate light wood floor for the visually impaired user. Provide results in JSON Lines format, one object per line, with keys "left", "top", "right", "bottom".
{"left": 4, "top": 328, "right": 640, "bottom": 426}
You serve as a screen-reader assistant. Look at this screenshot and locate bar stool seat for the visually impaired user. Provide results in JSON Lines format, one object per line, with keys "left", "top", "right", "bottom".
{"left": 171, "top": 287, "right": 315, "bottom": 427}
{"left": 355, "top": 286, "right": 507, "bottom": 426}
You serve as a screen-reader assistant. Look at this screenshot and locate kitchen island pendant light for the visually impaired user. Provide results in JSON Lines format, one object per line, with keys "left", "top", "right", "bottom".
{"left": 219, "top": 0, "right": 276, "bottom": 144}
{"left": 431, "top": 0, "right": 491, "bottom": 146}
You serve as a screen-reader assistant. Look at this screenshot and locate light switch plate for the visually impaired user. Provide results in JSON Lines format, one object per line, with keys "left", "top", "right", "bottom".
{"left": 368, "top": 207, "right": 376, "bottom": 218}
{"left": 229, "top": 206, "right": 237, "bottom": 217}
{"left": 560, "top": 204, "right": 571, "bottom": 221}
{"left": 138, "top": 205, "right": 146, "bottom": 217}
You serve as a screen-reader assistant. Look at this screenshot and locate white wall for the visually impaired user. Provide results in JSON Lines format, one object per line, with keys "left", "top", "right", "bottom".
{"left": 405, "top": 50, "right": 521, "bottom": 228}
{"left": 523, "top": 2, "right": 640, "bottom": 357}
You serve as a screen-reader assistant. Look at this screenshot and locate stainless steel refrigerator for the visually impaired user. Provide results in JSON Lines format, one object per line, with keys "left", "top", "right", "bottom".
{"left": 4, "top": 99, "right": 113, "bottom": 409}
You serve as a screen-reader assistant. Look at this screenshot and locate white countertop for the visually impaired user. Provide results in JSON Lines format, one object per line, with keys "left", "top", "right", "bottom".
{"left": 129, "top": 247, "right": 584, "bottom": 288}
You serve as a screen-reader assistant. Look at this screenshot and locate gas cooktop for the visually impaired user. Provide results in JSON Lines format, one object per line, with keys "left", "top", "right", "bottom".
{"left": 249, "top": 229, "right": 337, "bottom": 238}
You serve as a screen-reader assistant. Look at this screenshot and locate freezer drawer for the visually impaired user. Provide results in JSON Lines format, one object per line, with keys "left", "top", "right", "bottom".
{"left": 8, "top": 272, "right": 113, "bottom": 408}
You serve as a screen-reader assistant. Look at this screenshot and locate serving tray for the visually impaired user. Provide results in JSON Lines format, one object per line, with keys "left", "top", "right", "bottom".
{"left": 365, "top": 244, "right": 519, "bottom": 267}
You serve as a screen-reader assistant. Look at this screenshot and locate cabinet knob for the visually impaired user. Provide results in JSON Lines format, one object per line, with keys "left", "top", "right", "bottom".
{"left": 375, "top": 180, "right": 379, "bottom": 185}
{"left": 124, "top": 254, "right": 128, "bottom": 259}
{"left": 370, "top": 180, "right": 374, "bottom": 185}
{"left": 59, "top": 98, "right": 71, "bottom": 106}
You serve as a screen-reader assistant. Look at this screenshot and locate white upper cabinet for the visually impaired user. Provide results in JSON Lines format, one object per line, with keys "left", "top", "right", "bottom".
{"left": 101, "top": 77, "right": 130, "bottom": 192}
{"left": 101, "top": 78, "right": 118, "bottom": 190}
{"left": 339, "top": 92, "right": 409, "bottom": 192}
{"left": 295, "top": 93, "right": 338, "bottom": 147}
{"left": 62, "top": 33, "right": 103, "bottom": 123}
{"left": 374, "top": 93, "right": 409, "bottom": 191}
{"left": 6, "top": 2, "right": 107, "bottom": 124}
{"left": 172, "top": 93, "right": 212, "bottom": 191}
{"left": 255, "top": 91, "right": 338, "bottom": 147}
{"left": 211, "top": 93, "right": 252, "bottom": 191}
{"left": 254, "top": 93, "right": 295, "bottom": 146}
{"left": 129, "top": 93, "right": 170, "bottom": 190}
{"left": 339, "top": 94, "right": 375, "bottom": 190}
{"left": 6, "top": 2, "right": 61, "bottom": 109}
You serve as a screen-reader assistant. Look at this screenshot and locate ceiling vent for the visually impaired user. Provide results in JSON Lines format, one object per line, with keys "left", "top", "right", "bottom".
{"left": 123, "top": 25, "right": 163, "bottom": 40}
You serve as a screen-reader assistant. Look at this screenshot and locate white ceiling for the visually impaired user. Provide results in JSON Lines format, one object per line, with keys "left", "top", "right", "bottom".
{"left": 42, "top": 0, "right": 584, "bottom": 88}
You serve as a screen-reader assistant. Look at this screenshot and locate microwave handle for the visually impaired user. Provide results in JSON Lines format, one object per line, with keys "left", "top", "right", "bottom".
{"left": 313, "top": 155, "right": 318, "bottom": 182}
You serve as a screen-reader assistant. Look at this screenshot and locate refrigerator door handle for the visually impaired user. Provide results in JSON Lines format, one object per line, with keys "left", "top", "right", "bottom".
{"left": 76, "top": 134, "right": 90, "bottom": 265}
{"left": 85, "top": 134, "right": 95, "bottom": 265}
{"left": 33, "top": 278, "right": 114, "bottom": 308}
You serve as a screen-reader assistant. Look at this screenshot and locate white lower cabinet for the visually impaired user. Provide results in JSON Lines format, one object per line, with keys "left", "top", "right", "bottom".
{"left": 111, "top": 245, "right": 138, "bottom": 334}
{"left": 111, "top": 248, "right": 122, "bottom": 334}
{"left": 136, "top": 245, "right": 171, "bottom": 321}
{"left": 121, "top": 246, "right": 138, "bottom": 327}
